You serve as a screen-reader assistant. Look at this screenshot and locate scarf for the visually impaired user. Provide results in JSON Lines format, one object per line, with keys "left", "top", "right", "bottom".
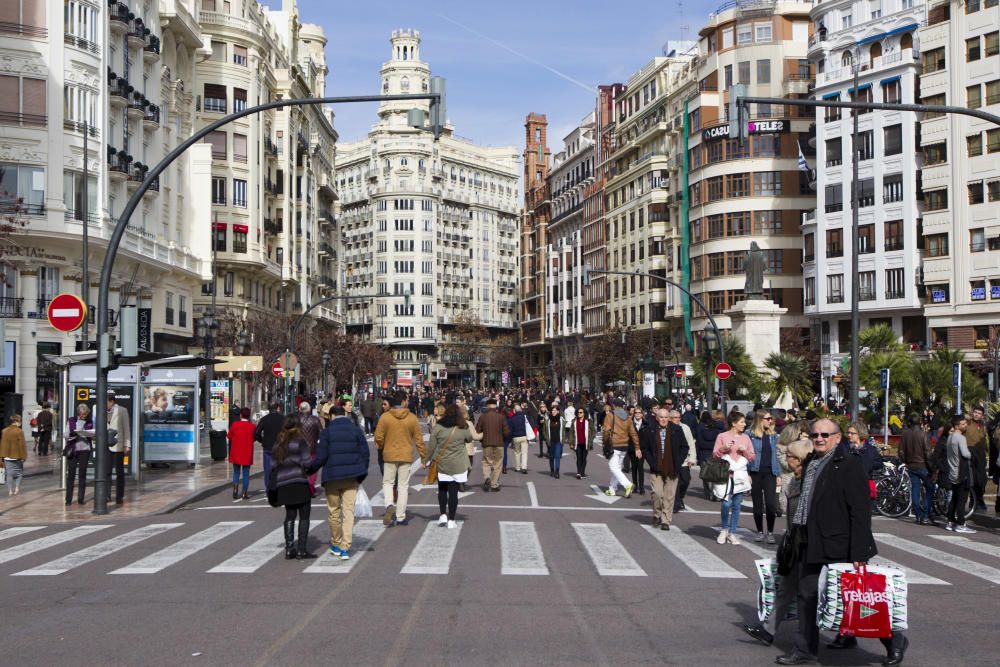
{"left": 793, "top": 450, "right": 833, "bottom": 526}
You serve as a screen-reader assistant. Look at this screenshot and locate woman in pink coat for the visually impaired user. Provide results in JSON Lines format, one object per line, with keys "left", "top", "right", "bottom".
{"left": 712, "top": 411, "right": 756, "bottom": 545}
{"left": 228, "top": 407, "right": 256, "bottom": 501}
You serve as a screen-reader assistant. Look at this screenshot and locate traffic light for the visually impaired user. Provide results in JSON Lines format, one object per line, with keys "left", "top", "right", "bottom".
{"left": 729, "top": 83, "right": 748, "bottom": 143}
{"left": 428, "top": 76, "right": 446, "bottom": 139}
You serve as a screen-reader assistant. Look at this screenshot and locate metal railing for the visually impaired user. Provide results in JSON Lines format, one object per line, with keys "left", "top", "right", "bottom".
{"left": 0, "top": 297, "right": 24, "bottom": 318}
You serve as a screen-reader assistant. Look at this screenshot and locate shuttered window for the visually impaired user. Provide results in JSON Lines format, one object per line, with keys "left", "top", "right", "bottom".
{"left": 22, "top": 78, "right": 44, "bottom": 118}
{"left": 0, "top": 76, "right": 18, "bottom": 116}
{"left": 205, "top": 131, "right": 226, "bottom": 159}
{"left": 203, "top": 83, "right": 226, "bottom": 113}
{"left": 0, "top": 75, "right": 45, "bottom": 126}
{"left": 233, "top": 45, "right": 248, "bottom": 66}
{"left": 233, "top": 133, "right": 247, "bottom": 163}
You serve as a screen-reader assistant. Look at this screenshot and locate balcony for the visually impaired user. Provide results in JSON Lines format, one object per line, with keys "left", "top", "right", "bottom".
{"left": 143, "top": 36, "right": 161, "bottom": 61}
{"left": 885, "top": 290, "right": 906, "bottom": 300}
{"left": 108, "top": 150, "right": 131, "bottom": 181}
{"left": 127, "top": 92, "right": 146, "bottom": 119}
{"left": 859, "top": 289, "right": 876, "bottom": 302}
{"left": 0, "top": 297, "right": 23, "bottom": 318}
{"left": 127, "top": 19, "right": 147, "bottom": 48}
{"left": 109, "top": 2, "right": 130, "bottom": 34}
{"left": 0, "top": 111, "right": 46, "bottom": 127}
{"left": 65, "top": 33, "right": 99, "bottom": 54}
{"left": 108, "top": 76, "right": 129, "bottom": 107}
{"left": 142, "top": 105, "right": 160, "bottom": 128}
{"left": 827, "top": 293, "right": 845, "bottom": 304}
{"left": 265, "top": 137, "right": 279, "bottom": 158}
{"left": 264, "top": 219, "right": 280, "bottom": 235}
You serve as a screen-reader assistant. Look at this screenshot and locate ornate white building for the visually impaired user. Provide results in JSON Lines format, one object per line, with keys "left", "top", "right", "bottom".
{"left": 336, "top": 30, "right": 520, "bottom": 387}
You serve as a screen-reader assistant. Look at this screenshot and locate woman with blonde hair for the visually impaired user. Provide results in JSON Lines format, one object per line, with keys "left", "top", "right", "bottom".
{"left": 776, "top": 420, "right": 810, "bottom": 514}
{"left": 747, "top": 409, "right": 780, "bottom": 543}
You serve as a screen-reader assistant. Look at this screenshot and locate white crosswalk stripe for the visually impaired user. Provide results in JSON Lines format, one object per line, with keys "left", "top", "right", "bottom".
{"left": 0, "top": 525, "right": 112, "bottom": 566}
{"left": 401, "top": 521, "right": 463, "bottom": 574}
{"left": 499, "top": 521, "right": 548, "bottom": 575}
{"left": 13, "top": 524, "right": 181, "bottom": 576}
{"left": 111, "top": 522, "right": 253, "bottom": 574}
{"left": 644, "top": 526, "right": 745, "bottom": 578}
{"left": 929, "top": 535, "right": 1000, "bottom": 560}
{"left": 208, "top": 521, "right": 322, "bottom": 574}
{"left": 572, "top": 523, "right": 646, "bottom": 576}
{"left": 304, "top": 520, "right": 385, "bottom": 574}
{"left": 875, "top": 533, "right": 1000, "bottom": 585}
{"left": 0, "top": 526, "right": 46, "bottom": 543}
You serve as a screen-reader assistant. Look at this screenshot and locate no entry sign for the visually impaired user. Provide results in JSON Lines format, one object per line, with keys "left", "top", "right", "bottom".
{"left": 674, "top": 367, "right": 684, "bottom": 378}
{"left": 715, "top": 362, "right": 733, "bottom": 381}
{"left": 47, "top": 293, "right": 88, "bottom": 332}
{"left": 271, "top": 361, "right": 284, "bottom": 377}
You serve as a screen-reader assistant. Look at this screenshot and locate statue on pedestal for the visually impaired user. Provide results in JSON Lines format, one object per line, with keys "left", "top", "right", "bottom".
{"left": 744, "top": 241, "right": 766, "bottom": 300}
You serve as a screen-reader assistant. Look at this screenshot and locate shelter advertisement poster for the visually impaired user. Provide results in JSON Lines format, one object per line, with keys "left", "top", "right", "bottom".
{"left": 142, "top": 385, "right": 196, "bottom": 461}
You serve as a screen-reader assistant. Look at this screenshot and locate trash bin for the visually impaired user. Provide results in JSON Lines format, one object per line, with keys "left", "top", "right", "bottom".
{"left": 209, "top": 430, "right": 228, "bottom": 462}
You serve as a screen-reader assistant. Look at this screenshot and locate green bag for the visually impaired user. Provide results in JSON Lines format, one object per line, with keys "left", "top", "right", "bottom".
{"left": 700, "top": 456, "right": 731, "bottom": 485}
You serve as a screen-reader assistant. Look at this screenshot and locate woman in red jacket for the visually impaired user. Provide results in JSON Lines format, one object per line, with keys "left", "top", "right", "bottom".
{"left": 228, "top": 407, "right": 256, "bottom": 501}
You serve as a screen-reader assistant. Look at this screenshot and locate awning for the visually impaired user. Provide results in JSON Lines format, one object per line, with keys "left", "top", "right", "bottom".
{"left": 857, "top": 23, "right": 917, "bottom": 46}
{"left": 822, "top": 92, "right": 840, "bottom": 100}
{"left": 880, "top": 75, "right": 901, "bottom": 86}
{"left": 211, "top": 222, "right": 227, "bottom": 230}
{"left": 42, "top": 352, "right": 224, "bottom": 369}
{"left": 233, "top": 223, "right": 249, "bottom": 233}
{"left": 847, "top": 83, "right": 872, "bottom": 94}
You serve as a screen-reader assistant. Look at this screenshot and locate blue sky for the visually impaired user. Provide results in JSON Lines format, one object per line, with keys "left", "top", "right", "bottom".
{"left": 294, "top": 0, "right": 720, "bottom": 152}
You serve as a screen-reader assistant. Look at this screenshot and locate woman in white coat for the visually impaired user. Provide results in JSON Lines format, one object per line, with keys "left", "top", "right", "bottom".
{"left": 711, "top": 411, "right": 756, "bottom": 545}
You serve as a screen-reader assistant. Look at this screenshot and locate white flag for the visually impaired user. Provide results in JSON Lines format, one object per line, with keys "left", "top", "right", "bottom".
{"left": 797, "top": 140, "right": 810, "bottom": 172}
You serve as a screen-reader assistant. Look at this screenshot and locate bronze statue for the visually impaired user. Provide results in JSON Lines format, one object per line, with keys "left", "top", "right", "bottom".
{"left": 744, "top": 241, "right": 765, "bottom": 299}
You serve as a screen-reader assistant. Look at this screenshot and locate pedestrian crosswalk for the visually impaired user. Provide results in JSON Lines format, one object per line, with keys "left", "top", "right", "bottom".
{"left": 1, "top": 519, "right": 998, "bottom": 586}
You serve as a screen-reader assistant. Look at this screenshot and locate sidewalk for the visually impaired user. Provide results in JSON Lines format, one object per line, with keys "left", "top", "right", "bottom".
{"left": 1, "top": 445, "right": 263, "bottom": 526}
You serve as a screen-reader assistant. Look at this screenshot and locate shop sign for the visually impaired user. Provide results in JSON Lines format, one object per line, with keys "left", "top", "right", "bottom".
{"left": 702, "top": 119, "right": 790, "bottom": 142}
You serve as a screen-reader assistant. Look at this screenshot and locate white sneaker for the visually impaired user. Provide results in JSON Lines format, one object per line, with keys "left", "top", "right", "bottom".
{"left": 954, "top": 525, "right": 977, "bottom": 534}
{"left": 753, "top": 531, "right": 764, "bottom": 543}
{"left": 727, "top": 532, "right": 742, "bottom": 545}
{"left": 717, "top": 530, "right": 728, "bottom": 545}
{"left": 447, "top": 520, "right": 457, "bottom": 529}
{"left": 438, "top": 514, "right": 448, "bottom": 526}
{"left": 945, "top": 522, "right": 956, "bottom": 532}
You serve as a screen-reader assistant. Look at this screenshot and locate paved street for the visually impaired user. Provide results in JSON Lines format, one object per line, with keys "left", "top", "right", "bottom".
{"left": 2, "top": 437, "right": 998, "bottom": 666}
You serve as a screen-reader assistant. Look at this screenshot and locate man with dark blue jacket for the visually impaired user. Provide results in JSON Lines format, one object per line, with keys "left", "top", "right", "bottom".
{"left": 311, "top": 406, "right": 370, "bottom": 560}
{"left": 507, "top": 404, "right": 529, "bottom": 474}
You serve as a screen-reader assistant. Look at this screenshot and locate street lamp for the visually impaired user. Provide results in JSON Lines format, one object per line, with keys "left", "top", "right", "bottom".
{"left": 322, "top": 350, "right": 331, "bottom": 395}
{"left": 196, "top": 312, "right": 218, "bottom": 428}
{"left": 235, "top": 329, "right": 249, "bottom": 411}
{"left": 702, "top": 328, "right": 719, "bottom": 412}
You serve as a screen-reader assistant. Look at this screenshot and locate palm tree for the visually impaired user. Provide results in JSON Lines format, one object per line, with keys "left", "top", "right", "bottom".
{"left": 763, "top": 352, "right": 813, "bottom": 408}
{"left": 919, "top": 348, "right": 988, "bottom": 410}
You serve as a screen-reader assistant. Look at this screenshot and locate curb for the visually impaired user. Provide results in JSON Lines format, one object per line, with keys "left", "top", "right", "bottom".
{"left": 158, "top": 470, "right": 264, "bottom": 515}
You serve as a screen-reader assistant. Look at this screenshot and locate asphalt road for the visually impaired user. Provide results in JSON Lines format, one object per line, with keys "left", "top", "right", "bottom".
{"left": 2, "top": 436, "right": 999, "bottom": 666}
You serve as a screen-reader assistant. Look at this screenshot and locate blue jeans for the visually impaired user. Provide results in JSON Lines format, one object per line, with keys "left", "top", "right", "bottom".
{"left": 908, "top": 468, "right": 935, "bottom": 520}
{"left": 549, "top": 441, "right": 563, "bottom": 473}
{"left": 721, "top": 492, "right": 744, "bottom": 532}
{"left": 232, "top": 464, "right": 250, "bottom": 489}
{"left": 262, "top": 449, "right": 273, "bottom": 490}
{"left": 503, "top": 440, "right": 510, "bottom": 468}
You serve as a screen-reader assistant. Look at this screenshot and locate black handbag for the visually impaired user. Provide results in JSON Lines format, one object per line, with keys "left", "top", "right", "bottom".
{"left": 776, "top": 527, "right": 798, "bottom": 576}
{"left": 266, "top": 467, "right": 280, "bottom": 507}
{"left": 700, "top": 456, "right": 731, "bottom": 484}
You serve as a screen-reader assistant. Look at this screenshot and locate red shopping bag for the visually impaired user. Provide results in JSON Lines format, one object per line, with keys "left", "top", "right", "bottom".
{"left": 839, "top": 564, "right": 892, "bottom": 639}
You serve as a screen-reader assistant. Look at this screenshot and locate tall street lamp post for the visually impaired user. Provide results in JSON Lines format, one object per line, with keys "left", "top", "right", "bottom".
{"left": 197, "top": 312, "right": 217, "bottom": 428}
{"left": 322, "top": 350, "right": 330, "bottom": 395}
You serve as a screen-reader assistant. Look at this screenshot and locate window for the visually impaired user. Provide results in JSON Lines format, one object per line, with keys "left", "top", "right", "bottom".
{"left": 968, "top": 181, "right": 984, "bottom": 204}
{"left": 925, "top": 142, "right": 947, "bottom": 164}
{"left": 825, "top": 183, "right": 843, "bottom": 213}
{"left": 753, "top": 172, "right": 781, "bottom": 196}
{"left": 966, "top": 0, "right": 980, "bottom": 13}
{"left": 63, "top": 84, "right": 97, "bottom": 127}
{"left": 737, "top": 24, "right": 752, "bottom": 45}
{"left": 233, "top": 179, "right": 247, "bottom": 207}
{"left": 62, "top": 170, "right": 96, "bottom": 221}
{"left": 825, "top": 94, "right": 842, "bottom": 122}
{"left": 827, "top": 274, "right": 844, "bottom": 303}
{"left": 753, "top": 135, "right": 780, "bottom": 157}
{"left": 842, "top": 13, "right": 853, "bottom": 29}
{"left": 858, "top": 224, "right": 875, "bottom": 254}
{"left": 804, "top": 278, "right": 816, "bottom": 306}
{"left": 826, "top": 138, "right": 843, "bottom": 166}
{"left": 970, "top": 228, "right": 986, "bottom": 252}
{"left": 37, "top": 266, "right": 58, "bottom": 300}
{"left": 233, "top": 227, "right": 247, "bottom": 253}
{"left": 725, "top": 139, "right": 749, "bottom": 160}
{"left": 883, "top": 174, "right": 904, "bottom": 203}
{"left": 724, "top": 65, "right": 733, "bottom": 89}
{"left": 233, "top": 88, "right": 247, "bottom": 112}
{"left": 858, "top": 131, "right": 874, "bottom": 160}
{"left": 757, "top": 60, "right": 771, "bottom": 84}
{"left": 708, "top": 214, "right": 725, "bottom": 238}
{"left": 922, "top": 48, "right": 946, "bottom": 74}
{"left": 986, "top": 32, "right": 999, "bottom": 57}
{"left": 203, "top": 83, "right": 226, "bottom": 113}
{"left": 967, "top": 84, "right": 982, "bottom": 109}
{"left": 211, "top": 176, "right": 226, "bottom": 204}
{"left": 233, "top": 45, "right": 247, "bottom": 66}
{"left": 885, "top": 268, "right": 905, "bottom": 299}
{"left": 205, "top": 131, "right": 226, "bottom": 159}
{"left": 826, "top": 229, "right": 843, "bottom": 257}
{"left": 709, "top": 253, "right": 725, "bottom": 277}
{"left": 922, "top": 93, "right": 947, "bottom": 119}
{"left": 755, "top": 22, "right": 772, "bottom": 42}
{"left": 989, "top": 180, "right": 1000, "bottom": 202}
{"left": 987, "top": 80, "right": 1000, "bottom": 106}
{"left": 967, "top": 37, "right": 982, "bottom": 61}
{"left": 224, "top": 272, "right": 234, "bottom": 298}
{"left": 885, "top": 220, "right": 903, "bottom": 250}
{"left": 233, "top": 133, "right": 247, "bottom": 163}
{"left": 738, "top": 61, "right": 751, "bottom": 85}
{"left": 967, "top": 133, "right": 983, "bottom": 156}
{"left": 726, "top": 173, "right": 750, "bottom": 197}
{"left": 884, "top": 125, "right": 902, "bottom": 155}
{"left": 989, "top": 129, "right": 1000, "bottom": 153}
{"left": 722, "top": 28, "right": 733, "bottom": 49}
{"left": 882, "top": 79, "right": 901, "bottom": 103}
{"left": 856, "top": 178, "right": 875, "bottom": 207}
{"left": 926, "top": 233, "right": 949, "bottom": 257}
{"left": 925, "top": 189, "right": 948, "bottom": 211}
{"left": 213, "top": 225, "right": 226, "bottom": 252}
{"left": 707, "top": 177, "right": 724, "bottom": 201}
{"left": 0, "top": 75, "right": 46, "bottom": 127}
{"left": 727, "top": 253, "right": 745, "bottom": 275}
{"left": 165, "top": 292, "right": 174, "bottom": 325}
{"left": 971, "top": 280, "right": 987, "bottom": 301}
{"left": 0, "top": 163, "right": 45, "bottom": 214}
{"left": 728, "top": 212, "right": 751, "bottom": 236}
{"left": 928, "top": 284, "right": 950, "bottom": 303}
{"left": 859, "top": 272, "right": 876, "bottom": 301}
{"left": 804, "top": 233, "right": 815, "bottom": 262}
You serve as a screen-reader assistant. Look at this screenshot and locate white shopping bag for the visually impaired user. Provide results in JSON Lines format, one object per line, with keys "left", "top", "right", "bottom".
{"left": 354, "top": 486, "right": 372, "bottom": 518}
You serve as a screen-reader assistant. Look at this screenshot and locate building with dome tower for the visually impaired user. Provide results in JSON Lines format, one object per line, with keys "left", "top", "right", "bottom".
{"left": 336, "top": 30, "right": 520, "bottom": 388}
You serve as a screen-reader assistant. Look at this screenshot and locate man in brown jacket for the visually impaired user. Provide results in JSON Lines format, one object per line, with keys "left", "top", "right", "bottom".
{"left": 374, "top": 391, "right": 426, "bottom": 526}
{"left": 602, "top": 399, "right": 641, "bottom": 497}
{"left": 476, "top": 398, "right": 510, "bottom": 491}
{"left": 898, "top": 414, "right": 935, "bottom": 525}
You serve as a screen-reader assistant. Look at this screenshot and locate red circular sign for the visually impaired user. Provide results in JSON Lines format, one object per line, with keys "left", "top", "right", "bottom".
{"left": 271, "top": 361, "right": 284, "bottom": 377}
{"left": 674, "top": 367, "right": 684, "bottom": 378}
{"left": 715, "top": 362, "right": 733, "bottom": 380}
{"left": 46, "top": 293, "right": 88, "bottom": 332}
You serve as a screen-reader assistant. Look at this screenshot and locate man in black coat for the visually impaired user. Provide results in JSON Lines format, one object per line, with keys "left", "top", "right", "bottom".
{"left": 254, "top": 402, "right": 284, "bottom": 491}
{"left": 775, "top": 418, "right": 907, "bottom": 667}
{"left": 639, "top": 408, "right": 688, "bottom": 530}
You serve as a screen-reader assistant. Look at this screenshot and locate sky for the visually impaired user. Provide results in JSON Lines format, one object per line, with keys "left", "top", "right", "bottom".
{"left": 293, "top": 0, "right": 722, "bottom": 153}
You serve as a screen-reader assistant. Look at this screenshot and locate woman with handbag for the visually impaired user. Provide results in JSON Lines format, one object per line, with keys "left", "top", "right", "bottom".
{"left": 571, "top": 407, "right": 595, "bottom": 480}
{"left": 272, "top": 415, "right": 317, "bottom": 559}
{"left": 712, "top": 411, "right": 755, "bottom": 545}
{"left": 1, "top": 414, "right": 27, "bottom": 496}
{"left": 424, "top": 404, "right": 473, "bottom": 529}
{"left": 227, "top": 407, "right": 256, "bottom": 501}
{"left": 743, "top": 438, "right": 814, "bottom": 646}
{"left": 64, "top": 403, "right": 94, "bottom": 506}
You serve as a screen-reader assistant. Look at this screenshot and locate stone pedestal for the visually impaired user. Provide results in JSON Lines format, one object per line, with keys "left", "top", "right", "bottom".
{"left": 726, "top": 299, "right": 787, "bottom": 367}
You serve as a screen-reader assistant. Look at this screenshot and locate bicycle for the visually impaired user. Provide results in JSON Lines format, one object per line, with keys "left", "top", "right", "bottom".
{"left": 873, "top": 458, "right": 912, "bottom": 518}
